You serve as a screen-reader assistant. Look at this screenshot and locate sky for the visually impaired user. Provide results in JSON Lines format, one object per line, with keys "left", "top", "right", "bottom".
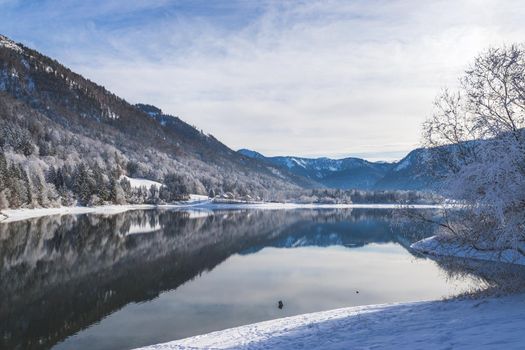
{"left": 2, "top": 0, "right": 525, "bottom": 161}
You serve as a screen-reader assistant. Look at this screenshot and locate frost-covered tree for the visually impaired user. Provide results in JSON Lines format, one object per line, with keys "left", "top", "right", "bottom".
{"left": 423, "top": 44, "right": 525, "bottom": 250}
{"left": 148, "top": 184, "right": 160, "bottom": 204}
{"left": 0, "top": 152, "right": 7, "bottom": 191}
{"left": 110, "top": 178, "right": 126, "bottom": 204}
{"left": 0, "top": 189, "right": 8, "bottom": 209}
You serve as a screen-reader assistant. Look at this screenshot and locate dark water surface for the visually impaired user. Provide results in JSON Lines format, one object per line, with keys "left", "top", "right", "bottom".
{"left": 0, "top": 208, "right": 480, "bottom": 350}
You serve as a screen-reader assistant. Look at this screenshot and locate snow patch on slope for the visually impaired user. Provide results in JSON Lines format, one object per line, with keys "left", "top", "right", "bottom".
{"left": 292, "top": 158, "right": 307, "bottom": 168}
{"left": 120, "top": 176, "right": 163, "bottom": 189}
{"left": 394, "top": 157, "right": 411, "bottom": 171}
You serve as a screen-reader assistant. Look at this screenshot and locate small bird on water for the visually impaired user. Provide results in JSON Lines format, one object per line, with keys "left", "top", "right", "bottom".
{"left": 278, "top": 300, "right": 284, "bottom": 309}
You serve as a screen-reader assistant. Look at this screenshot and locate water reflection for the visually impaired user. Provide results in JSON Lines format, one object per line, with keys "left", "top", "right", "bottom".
{"left": 0, "top": 208, "right": 501, "bottom": 350}
{"left": 430, "top": 256, "right": 525, "bottom": 296}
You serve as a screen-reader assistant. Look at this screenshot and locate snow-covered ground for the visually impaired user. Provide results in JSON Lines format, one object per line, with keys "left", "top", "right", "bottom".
{"left": 189, "top": 194, "right": 209, "bottom": 201}
{"left": 120, "top": 175, "right": 164, "bottom": 189}
{"left": 411, "top": 236, "right": 525, "bottom": 266}
{"left": 0, "top": 202, "right": 443, "bottom": 223}
{"left": 0, "top": 205, "right": 158, "bottom": 223}
{"left": 203, "top": 202, "right": 444, "bottom": 210}
{"left": 137, "top": 294, "right": 525, "bottom": 349}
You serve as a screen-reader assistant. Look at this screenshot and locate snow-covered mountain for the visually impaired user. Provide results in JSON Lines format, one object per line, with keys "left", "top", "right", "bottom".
{"left": 373, "top": 148, "right": 436, "bottom": 190}
{"left": 238, "top": 149, "right": 393, "bottom": 189}
{"left": 238, "top": 148, "right": 440, "bottom": 191}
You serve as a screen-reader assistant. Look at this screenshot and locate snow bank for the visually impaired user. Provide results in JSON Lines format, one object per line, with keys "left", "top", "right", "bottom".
{"left": 411, "top": 236, "right": 525, "bottom": 266}
{"left": 136, "top": 294, "right": 525, "bottom": 349}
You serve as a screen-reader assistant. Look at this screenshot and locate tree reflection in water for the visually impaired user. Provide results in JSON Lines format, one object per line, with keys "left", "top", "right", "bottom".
{"left": 1, "top": 208, "right": 515, "bottom": 350}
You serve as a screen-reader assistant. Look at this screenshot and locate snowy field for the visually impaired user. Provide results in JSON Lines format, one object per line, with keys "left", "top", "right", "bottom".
{"left": 120, "top": 175, "right": 164, "bottom": 189}
{"left": 137, "top": 294, "right": 525, "bottom": 349}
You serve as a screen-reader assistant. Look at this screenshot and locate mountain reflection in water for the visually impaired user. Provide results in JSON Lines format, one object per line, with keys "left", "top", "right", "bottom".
{"left": 0, "top": 208, "right": 487, "bottom": 350}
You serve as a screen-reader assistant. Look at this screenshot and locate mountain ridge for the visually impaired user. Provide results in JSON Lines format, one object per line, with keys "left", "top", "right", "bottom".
{"left": 238, "top": 148, "right": 436, "bottom": 190}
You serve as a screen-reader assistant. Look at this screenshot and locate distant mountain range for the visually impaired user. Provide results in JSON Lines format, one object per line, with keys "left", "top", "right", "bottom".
{"left": 238, "top": 148, "right": 437, "bottom": 190}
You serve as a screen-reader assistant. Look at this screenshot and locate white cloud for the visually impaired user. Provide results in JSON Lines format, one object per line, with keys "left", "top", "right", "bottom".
{"left": 6, "top": 0, "right": 525, "bottom": 160}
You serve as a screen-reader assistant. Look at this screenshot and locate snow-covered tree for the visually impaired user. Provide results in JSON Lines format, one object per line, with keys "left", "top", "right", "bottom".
{"left": 0, "top": 189, "right": 8, "bottom": 209}
{"left": 110, "top": 178, "right": 126, "bottom": 204}
{"left": 423, "top": 44, "right": 525, "bottom": 250}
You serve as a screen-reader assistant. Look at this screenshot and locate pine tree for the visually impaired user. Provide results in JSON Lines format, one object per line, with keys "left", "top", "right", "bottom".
{"left": 0, "top": 152, "right": 7, "bottom": 191}
{"left": 55, "top": 167, "right": 65, "bottom": 189}
{"left": 92, "top": 163, "right": 109, "bottom": 201}
{"left": 47, "top": 166, "right": 57, "bottom": 186}
{"left": 110, "top": 178, "right": 126, "bottom": 204}
{"left": 74, "top": 163, "right": 94, "bottom": 204}
{"left": 148, "top": 184, "right": 159, "bottom": 204}
{"left": 0, "top": 189, "right": 8, "bottom": 209}
{"left": 20, "top": 165, "right": 32, "bottom": 205}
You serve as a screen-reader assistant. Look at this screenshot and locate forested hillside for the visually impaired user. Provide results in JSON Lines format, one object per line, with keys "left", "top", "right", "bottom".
{"left": 0, "top": 33, "right": 451, "bottom": 210}
{"left": 0, "top": 34, "right": 316, "bottom": 209}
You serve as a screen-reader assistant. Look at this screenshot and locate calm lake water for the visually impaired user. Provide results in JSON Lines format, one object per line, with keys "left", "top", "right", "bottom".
{"left": 0, "top": 208, "right": 481, "bottom": 350}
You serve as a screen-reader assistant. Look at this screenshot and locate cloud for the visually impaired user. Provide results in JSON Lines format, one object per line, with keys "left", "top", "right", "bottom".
{"left": 2, "top": 0, "right": 525, "bottom": 160}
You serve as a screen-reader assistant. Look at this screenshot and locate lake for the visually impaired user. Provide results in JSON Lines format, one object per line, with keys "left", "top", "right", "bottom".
{"left": 0, "top": 208, "right": 481, "bottom": 350}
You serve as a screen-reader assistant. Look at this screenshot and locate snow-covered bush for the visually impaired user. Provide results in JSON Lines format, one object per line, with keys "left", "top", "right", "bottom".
{"left": 423, "top": 44, "right": 525, "bottom": 250}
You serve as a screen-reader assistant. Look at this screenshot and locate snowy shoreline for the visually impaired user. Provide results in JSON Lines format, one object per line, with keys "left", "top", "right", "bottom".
{"left": 0, "top": 202, "right": 444, "bottom": 223}
{"left": 0, "top": 205, "right": 158, "bottom": 223}
{"left": 411, "top": 236, "right": 525, "bottom": 266}
{"left": 136, "top": 294, "right": 525, "bottom": 349}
